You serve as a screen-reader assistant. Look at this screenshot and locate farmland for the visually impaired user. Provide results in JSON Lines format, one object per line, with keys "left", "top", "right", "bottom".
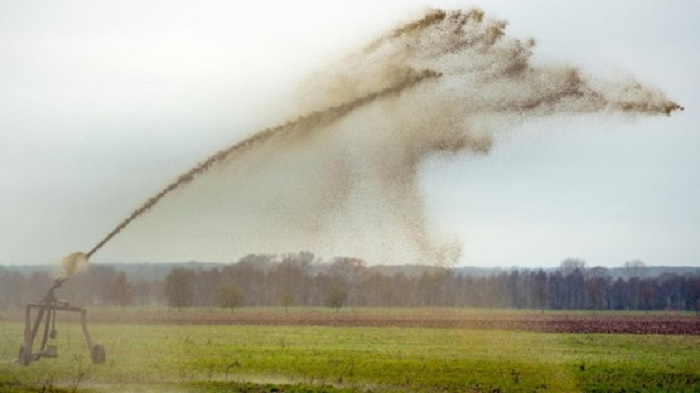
{"left": 0, "top": 308, "right": 698, "bottom": 392}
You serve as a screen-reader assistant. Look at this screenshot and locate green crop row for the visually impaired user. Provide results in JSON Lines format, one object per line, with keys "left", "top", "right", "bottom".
{"left": 0, "top": 320, "right": 697, "bottom": 392}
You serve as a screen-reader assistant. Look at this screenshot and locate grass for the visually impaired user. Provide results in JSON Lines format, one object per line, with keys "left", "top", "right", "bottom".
{"left": 0, "top": 309, "right": 697, "bottom": 392}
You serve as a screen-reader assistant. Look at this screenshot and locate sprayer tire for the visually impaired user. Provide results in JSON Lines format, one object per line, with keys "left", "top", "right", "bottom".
{"left": 91, "top": 344, "right": 106, "bottom": 364}
{"left": 18, "top": 345, "right": 30, "bottom": 366}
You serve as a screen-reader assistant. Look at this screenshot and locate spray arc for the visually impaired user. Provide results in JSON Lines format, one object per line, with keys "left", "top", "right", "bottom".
{"left": 86, "top": 8, "right": 684, "bottom": 267}
{"left": 15, "top": 70, "right": 440, "bottom": 366}
{"left": 83, "top": 69, "right": 441, "bottom": 260}
{"left": 101, "top": 8, "right": 683, "bottom": 265}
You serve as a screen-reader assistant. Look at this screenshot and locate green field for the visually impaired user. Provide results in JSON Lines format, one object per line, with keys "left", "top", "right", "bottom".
{"left": 0, "top": 309, "right": 698, "bottom": 392}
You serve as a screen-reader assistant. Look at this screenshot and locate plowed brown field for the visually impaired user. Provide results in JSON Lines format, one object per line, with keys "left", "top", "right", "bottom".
{"left": 53, "top": 309, "right": 700, "bottom": 335}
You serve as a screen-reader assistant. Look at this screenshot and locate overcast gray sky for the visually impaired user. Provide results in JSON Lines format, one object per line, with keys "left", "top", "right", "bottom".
{"left": 2, "top": 1, "right": 698, "bottom": 268}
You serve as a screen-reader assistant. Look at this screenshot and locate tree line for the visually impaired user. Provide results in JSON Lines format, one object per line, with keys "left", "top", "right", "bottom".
{"left": 1, "top": 254, "right": 698, "bottom": 312}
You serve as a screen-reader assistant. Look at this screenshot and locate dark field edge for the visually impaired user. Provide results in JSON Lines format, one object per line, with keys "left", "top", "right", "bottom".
{"left": 2, "top": 309, "right": 698, "bottom": 335}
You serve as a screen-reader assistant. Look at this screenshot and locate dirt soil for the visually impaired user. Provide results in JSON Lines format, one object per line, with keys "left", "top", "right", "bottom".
{"left": 56, "top": 309, "right": 700, "bottom": 335}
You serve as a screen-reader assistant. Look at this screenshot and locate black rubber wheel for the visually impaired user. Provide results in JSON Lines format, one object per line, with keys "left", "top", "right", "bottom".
{"left": 18, "top": 345, "right": 30, "bottom": 366}
{"left": 91, "top": 344, "right": 106, "bottom": 364}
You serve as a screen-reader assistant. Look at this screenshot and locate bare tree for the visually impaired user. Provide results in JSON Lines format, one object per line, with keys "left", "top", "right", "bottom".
{"left": 586, "top": 266, "right": 609, "bottom": 312}
{"left": 217, "top": 283, "right": 243, "bottom": 312}
{"left": 165, "top": 268, "right": 194, "bottom": 310}
{"left": 624, "top": 260, "right": 648, "bottom": 279}
{"left": 133, "top": 279, "right": 153, "bottom": 306}
{"left": 560, "top": 258, "right": 586, "bottom": 276}
{"left": 330, "top": 257, "right": 367, "bottom": 305}
{"left": 532, "top": 269, "right": 548, "bottom": 313}
{"left": 0, "top": 271, "right": 26, "bottom": 309}
{"left": 110, "top": 271, "right": 135, "bottom": 307}
{"left": 325, "top": 284, "right": 347, "bottom": 312}
{"left": 271, "top": 253, "right": 313, "bottom": 311}
{"left": 639, "top": 278, "right": 655, "bottom": 314}
{"left": 87, "top": 265, "right": 117, "bottom": 306}
{"left": 227, "top": 254, "right": 275, "bottom": 306}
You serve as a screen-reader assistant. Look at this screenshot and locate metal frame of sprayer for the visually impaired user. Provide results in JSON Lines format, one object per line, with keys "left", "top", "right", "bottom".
{"left": 17, "top": 276, "right": 105, "bottom": 366}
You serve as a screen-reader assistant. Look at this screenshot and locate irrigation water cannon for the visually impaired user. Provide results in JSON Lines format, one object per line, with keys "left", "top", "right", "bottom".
{"left": 16, "top": 275, "right": 106, "bottom": 366}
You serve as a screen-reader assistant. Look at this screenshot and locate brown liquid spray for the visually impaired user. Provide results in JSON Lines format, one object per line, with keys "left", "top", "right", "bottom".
{"left": 67, "top": 7, "right": 681, "bottom": 268}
